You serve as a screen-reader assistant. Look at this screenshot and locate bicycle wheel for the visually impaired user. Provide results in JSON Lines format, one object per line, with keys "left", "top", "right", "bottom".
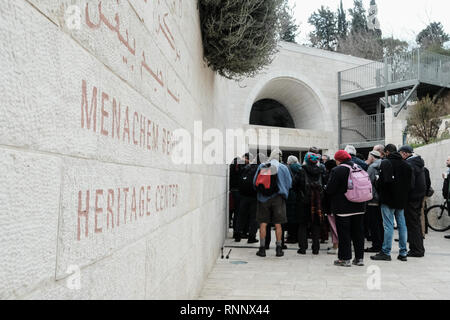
{"left": 426, "top": 204, "right": 450, "bottom": 232}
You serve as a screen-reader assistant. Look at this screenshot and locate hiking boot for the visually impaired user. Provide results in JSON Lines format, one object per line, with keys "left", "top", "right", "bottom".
{"left": 397, "top": 255, "right": 407, "bottom": 262}
{"left": 256, "top": 247, "right": 266, "bottom": 257}
{"left": 352, "top": 259, "right": 364, "bottom": 266}
{"left": 276, "top": 246, "right": 284, "bottom": 257}
{"left": 370, "top": 252, "right": 392, "bottom": 261}
{"left": 247, "top": 238, "right": 259, "bottom": 244}
{"left": 297, "top": 249, "right": 306, "bottom": 255}
{"left": 334, "top": 260, "right": 351, "bottom": 267}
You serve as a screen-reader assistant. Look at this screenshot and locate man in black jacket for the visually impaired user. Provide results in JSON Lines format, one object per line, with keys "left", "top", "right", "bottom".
{"left": 230, "top": 157, "right": 244, "bottom": 239}
{"left": 371, "top": 144, "right": 412, "bottom": 262}
{"left": 442, "top": 156, "right": 450, "bottom": 239}
{"left": 235, "top": 153, "right": 259, "bottom": 244}
{"left": 399, "top": 145, "right": 426, "bottom": 257}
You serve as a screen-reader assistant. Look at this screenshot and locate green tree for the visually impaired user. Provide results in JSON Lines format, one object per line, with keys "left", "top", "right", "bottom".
{"left": 279, "top": 0, "right": 299, "bottom": 43}
{"left": 308, "top": 6, "right": 338, "bottom": 51}
{"left": 337, "top": 0, "right": 348, "bottom": 40}
{"left": 416, "top": 22, "right": 450, "bottom": 50}
{"left": 348, "top": 0, "right": 368, "bottom": 34}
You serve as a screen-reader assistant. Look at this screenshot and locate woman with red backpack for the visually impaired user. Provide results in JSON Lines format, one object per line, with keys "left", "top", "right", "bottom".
{"left": 325, "top": 150, "right": 369, "bottom": 267}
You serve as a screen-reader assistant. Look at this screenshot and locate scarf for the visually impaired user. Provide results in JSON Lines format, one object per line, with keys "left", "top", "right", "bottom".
{"left": 310, "top": 184, "right": 323, "bottom": 223}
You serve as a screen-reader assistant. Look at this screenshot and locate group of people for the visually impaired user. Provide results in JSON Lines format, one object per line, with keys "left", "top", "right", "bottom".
{"left": 229, "top": 143, "right": 434, "bottom": 267}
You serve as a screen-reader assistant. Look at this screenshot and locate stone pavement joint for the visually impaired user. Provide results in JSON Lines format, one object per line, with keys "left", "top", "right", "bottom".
{"left": 198, "top": 230, "right": 450, "bottom": 300}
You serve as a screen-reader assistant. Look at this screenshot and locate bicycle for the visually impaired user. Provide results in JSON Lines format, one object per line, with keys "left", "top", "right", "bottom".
{"left": 425, "top": 200, "right": 450, "bottom": 232}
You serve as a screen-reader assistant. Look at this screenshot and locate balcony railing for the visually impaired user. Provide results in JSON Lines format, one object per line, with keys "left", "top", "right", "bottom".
{"left": 340, "top": 49, "right": 450, "bottom": 96}
{"left": 341, "top": 113, "right": 385, "bottom": 147}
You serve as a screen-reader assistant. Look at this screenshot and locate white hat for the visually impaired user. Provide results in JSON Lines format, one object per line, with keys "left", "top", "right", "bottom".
{"left": 344, "top": 145, "right": 357, "bottom": 156}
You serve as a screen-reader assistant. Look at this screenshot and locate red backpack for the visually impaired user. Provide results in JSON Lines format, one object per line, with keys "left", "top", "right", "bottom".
{"left": 255, "top": 163, "right": 279, "bottom": 197}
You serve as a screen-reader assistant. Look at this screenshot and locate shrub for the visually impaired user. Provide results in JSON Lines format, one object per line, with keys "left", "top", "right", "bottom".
{"left": 198, "top": 0, "right": 283, "bottom": 80}
{"left": 407, "top": 95, "right": 450, "bottom": 144}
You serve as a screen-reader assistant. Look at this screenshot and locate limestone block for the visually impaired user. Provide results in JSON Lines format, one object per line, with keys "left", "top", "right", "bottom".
{"left": 24, "top": 239, "right": 146, "bottom": 300}
{"left": 56, "top": 157, "right": 189, "bottom": 279}
{"left": 0, "top": 148, "right": 61, "bottom": 299}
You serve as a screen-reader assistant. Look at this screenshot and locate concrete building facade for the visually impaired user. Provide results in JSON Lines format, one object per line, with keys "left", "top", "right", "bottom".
{"left": 0, "top": 1, "right": 377, "bottom": 299}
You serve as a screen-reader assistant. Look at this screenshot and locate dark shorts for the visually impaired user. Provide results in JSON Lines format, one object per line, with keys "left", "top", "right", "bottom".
{"left": 256, "top": 195, "right": 287, "bottom": 225}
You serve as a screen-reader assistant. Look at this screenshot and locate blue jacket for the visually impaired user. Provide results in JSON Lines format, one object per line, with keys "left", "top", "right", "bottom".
{"left": 253, "top": 160, "right": 292, "bottom": 203}
{"left": 352, "top": 156, "right": 368, "bottom": 171}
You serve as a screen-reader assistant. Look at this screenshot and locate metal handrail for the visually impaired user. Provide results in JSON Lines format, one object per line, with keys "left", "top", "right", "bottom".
{"left": 341, "top": 113, "right": 385, "bottom": 144}
{"left": 339, "top": 48, "right": 450, "bottom": 95}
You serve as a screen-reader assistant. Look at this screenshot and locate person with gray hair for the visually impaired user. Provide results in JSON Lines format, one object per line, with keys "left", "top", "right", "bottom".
{"left": 287, "top": 155, "right": 299, "bottom": 165}
{"left": 345, "top": 145, "right": 368, "bottom": 171}
{"left": 373, "top": 145, "right": 385, "bottom": 158}
{"left": 365, "top": 150, "right": 384, "bottom": 253}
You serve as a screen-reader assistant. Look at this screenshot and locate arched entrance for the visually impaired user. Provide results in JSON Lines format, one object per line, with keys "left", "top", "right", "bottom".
{"left": 244, "top": 74, "right": 336, "bottom": 157}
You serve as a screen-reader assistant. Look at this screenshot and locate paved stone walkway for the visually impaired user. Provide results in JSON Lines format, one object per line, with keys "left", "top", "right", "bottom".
{"left": 199, "top": 229, "right": 450, "bottom": 300}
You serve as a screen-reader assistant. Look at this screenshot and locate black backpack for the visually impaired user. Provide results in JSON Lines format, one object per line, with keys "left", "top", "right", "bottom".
{"left": 255, "top": 163, "right": 279, "bottom": 197}
{"left": 238, "top": 164, "right": 258, "bottom": 196}
{"left": 303, "top": 170, "right": 323, "bottom": 202}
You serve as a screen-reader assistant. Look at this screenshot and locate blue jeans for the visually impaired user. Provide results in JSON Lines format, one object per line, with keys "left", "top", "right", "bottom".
{"left": 381, "top": 204, "right": 408, "bottom": 257}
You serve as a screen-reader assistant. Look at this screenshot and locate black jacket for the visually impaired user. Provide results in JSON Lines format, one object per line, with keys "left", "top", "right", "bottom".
{"left": 378, "top": 152, "right": 412, "bottom": 209}
{"left": 406, "top": 155, "right": 426, "bottom": 201}
{"left": 443, "top": 169, "right": 450, "bottom": 199}
{"left": 325, "top": 160, "right": 366, "bottom": 215}
{"left": 229, "top": 160, "right": 243, "bottom": 190}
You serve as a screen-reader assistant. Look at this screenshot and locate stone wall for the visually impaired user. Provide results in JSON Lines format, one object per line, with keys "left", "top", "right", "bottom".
{"left": 416, "top": 140, "right": 450, "bottom": 207}
{"left": 0, "top": 0, "right": 227, "bottom": 299}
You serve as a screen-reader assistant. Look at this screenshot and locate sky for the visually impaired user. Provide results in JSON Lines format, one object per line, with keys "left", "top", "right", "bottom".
{"left": 291, "top": 0, "right": 450, "bottom": 47}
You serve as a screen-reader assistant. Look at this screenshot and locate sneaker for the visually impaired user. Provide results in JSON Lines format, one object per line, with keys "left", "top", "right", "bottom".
{"left": 397, "top": 255, "right": 407, "bottom": 262}
{"left": 352, "top": 259, "right": 364, "bottom": 266}
{"left": 364, "top": 247, "right": 380, "bottom": 253}
{"left": 327, "top": 248, "right": 337, "bottom": 255}
{"left": 297, "top": 249, "right": 306, "bottom": 255}
{"left": 247, "top": 238, "right": 259, "bottom": 244}
{"left": 370, "top": 252, "right": 392, "bottom": 261}
{"left": 276, "top": 246, "right": 284, "bottom": 257}
{"left": 256, "top": 247, "right": 266, "bottom": 257}
{"left": 334, "top": 260, "right": 351, "bottom": 267}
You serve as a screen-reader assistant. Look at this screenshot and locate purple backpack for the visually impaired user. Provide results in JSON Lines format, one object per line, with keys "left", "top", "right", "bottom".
{"left": 341, "top": 164, "right": 373, "bottom": 203}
